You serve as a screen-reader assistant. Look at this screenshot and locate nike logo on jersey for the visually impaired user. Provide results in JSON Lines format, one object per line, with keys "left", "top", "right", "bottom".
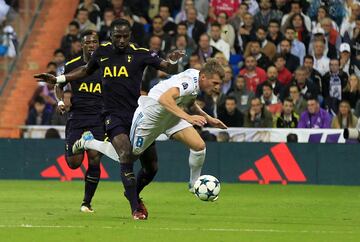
{"left": 100, "top": 57, "right": 109, "bottom": 62}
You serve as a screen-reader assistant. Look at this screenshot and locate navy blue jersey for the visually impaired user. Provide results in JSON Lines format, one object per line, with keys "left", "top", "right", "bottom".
{"left": 87, "top": 42, "right": 162, "bottom": 123}
{"left": 62, "top": 56, "right": 103, "bottom": 120}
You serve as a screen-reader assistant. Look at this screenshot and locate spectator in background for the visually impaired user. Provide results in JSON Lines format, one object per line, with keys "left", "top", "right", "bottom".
{"left": 51, "top": 90, "right": 72, "bottom": 125}
{"left": 44, "top": 128, "right": 61, "bottom": 139}
{"left": 111, "top": 0, "right": 126, "bottom": 19}
{"left": 310, "top": 27, "right": 338, "bottom": 59}
{"left": 208, "top": 0, "right": 240, "bottom": 23}
{"left": 331, "top": 100, "right": 358, "bottom": 129}
{"left": 342, "top": 74, "right": 360, "bottom": 110}
{"left": 180, "top": 7, "right": 207, "bottom": 44}
{"left": 287, "top": 13, "right": 311, "bottom": 50}
{"left": 174, "top": 22, "right": 196, "bottom": 51}
{"left": 214, "top": 52, "right": 229, "bottom": 66}
{"left": 244, "top": 97, "right": 273, "bottom": 128}
{"left": 312, "top": 39, "right": 330, "bottom": 76}
{"left": 1, "top": 20, "right": 17, "bottom": 58}
{"left": 260, "top": 82, "right": 282, "bottom": 115}
{"left": 229, "top": 2, "right": 249, "bottom": 33}
{"left": 255, "top": 25, "right": 276, "bottom": 60}
{"left": 298, "top": 97, "right": 332, "bottom": 128}
{"left": 239, "top": 55, "right": 267, "bottom": 93}
{"left": 142, "top": 35, "right": 167, "bottom": 93}
{"left": 322, "top": 59, "right": 348, "bottom": 114}
{"left": 218, "top": 96, "right": 244, "bottom": 127}
{"left": 175, "top": 0, "right": 205, "bottom": 24}
{"left": 285, "top": 66, "right": 319, "bottom": 101}
{"left": 339, "top": 43, "right": 357, "bottom": 76}
{"left": 281, "top": 0, "right": 312, "bottom": 32}
{"left": 289, "top": 85, "right": 307, "bottom": 115}
{"left": 320, "top": 17, "right": 341, "bottom": 51}
{"left": 26, "top": 96, "right": 52, "bottom": 125}
{"left": 121, "top": 8, "right": 147, "bottom": 47}
{"left": 171, "top": 35, "right": 192, "bottom": 72}
{"left": 229, "top": 75, "right": 255, "bottom": 113}
{"left": 187, "top": 53, "right": 201, "bottom": 69}
{"left": 77, "top": 0, "right": 101, "bottom": 28}
{"left": 340, "top": 2, "right": 360, "bottom": 38}
{"left": 98, "top": 8, "right": 115, "bottom": 42}
{"left": 195, "top": 33, "right": 221, "bottom": 64}
{"left": 274, "top": 53, "right": 292, "bottom": 86}
{"left": 236, "top": 12, "right": 256, "bottom": 53}
{"left": 67, "top": 38, "right": 82, "bottom": 59}
{"left": 284, "top": 26, "right": 306, "bottom": 65}
{"left": 267, "top": 19, "right": 284, "bottom": 46}
{"left": 286, "top": 133, "right": 298, "bottom": 142}
{"left": 46, "top": 62, "right": 57, "bottom": 74}
{"left": 146, "top": 15, "right": 172, "bottom": 53}
{"left": 256, "top": 66, "right": 284, "bottom": 99}
{"left": 221, "top": 65, "right": 234, "bottom": 95}
{"left": 60, "top": 21, "right": 80, "bottom": 56}
{"left": 276, "top": 97, "right": 299, "bottom": 128}
{"left": 279, "top": 39, "right": 300, "bottom": 73}
{"left": 244, "top": 40, "right": 271, "bottom": 71}
{"left": 210, "top": 22, "right": 230, "bottom": 60}
{"left": 216, "top": 131, "right": 230, "bottom": 142}
{"left": 75, "top": 8, "right": 97, "bottom": 32}
{"left": 52, "top": 49, "right": 66, "bottom": 76}
{"left": 312, "top": 6, "right": 339, "bottom": 32}
{"left": 158, "top": 5, "right": 177, "bottom": 36}
{"left": 254, "top": 0, "right": 282, "bottom": 29}
{"left": 216, "top": 12, "right": 236, "bottom": 53}
{"left": 303, "top": 55, "right": 323, "bottom": 95}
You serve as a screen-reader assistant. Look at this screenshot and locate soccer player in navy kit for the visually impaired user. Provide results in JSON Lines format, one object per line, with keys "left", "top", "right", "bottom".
{"left": 35, "top": 19, "right": 184, "bottom": 220}
{"left": 55, "top": 30, "right": 104, "bottom": 213}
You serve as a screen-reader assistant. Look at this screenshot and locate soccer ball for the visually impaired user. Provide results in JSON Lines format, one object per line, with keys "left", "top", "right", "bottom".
{"left": 194, "top": 175, "right": 221, "bottom": 201}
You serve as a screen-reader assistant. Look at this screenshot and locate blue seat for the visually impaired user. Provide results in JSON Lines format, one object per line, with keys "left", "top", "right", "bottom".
{"left": 229, "top": 54, "right": 243, "bottom": 66}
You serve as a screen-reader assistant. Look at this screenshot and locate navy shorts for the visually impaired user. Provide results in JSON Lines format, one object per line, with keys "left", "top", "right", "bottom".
{"left": 65, "top": 119, "right": 106, "bottom": 157}
{"left": 104, "top": 114, "right": 131, "bottom": 141}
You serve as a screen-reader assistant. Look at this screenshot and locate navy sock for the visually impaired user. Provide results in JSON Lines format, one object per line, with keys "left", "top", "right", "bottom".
{"left": 83, "top": 164, "right": 100, "bottom": 205}
{"left": 136, "top": 168, "right": 157, "bottom": 197}
{"left": 120, "top": 163, "right": 138, "bottom": 213}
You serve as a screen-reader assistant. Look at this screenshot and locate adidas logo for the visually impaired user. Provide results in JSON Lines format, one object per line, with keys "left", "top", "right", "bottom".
{"left": 239, "top": 143, "right": 306, "bottom": 185}
{"left": 41, "top": 153, "right": 109, "bottom": 181}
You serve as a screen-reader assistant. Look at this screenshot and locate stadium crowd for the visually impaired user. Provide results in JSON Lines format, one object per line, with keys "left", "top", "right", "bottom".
{"left": 26, "top": 0, "right": 360, "bottom": 133}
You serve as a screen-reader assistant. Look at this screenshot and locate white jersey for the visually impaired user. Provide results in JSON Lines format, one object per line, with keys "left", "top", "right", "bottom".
{"left": 131, "top": 69, "right": 200, "bottom": 155}
{"left": 138, "top": 68, "right": 200, "bottom": 120}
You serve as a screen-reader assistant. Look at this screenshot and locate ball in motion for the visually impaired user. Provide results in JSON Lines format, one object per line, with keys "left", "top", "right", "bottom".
{"left": 194, "top": 175, "right": 221, "bottom": 201}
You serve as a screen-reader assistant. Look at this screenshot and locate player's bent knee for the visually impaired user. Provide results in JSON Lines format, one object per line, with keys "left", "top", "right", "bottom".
{"left": 65, "top": 156, "right": 83, "bottom": 169}
{"left": 191, "top": 141, "right": 206, "bottom": 152}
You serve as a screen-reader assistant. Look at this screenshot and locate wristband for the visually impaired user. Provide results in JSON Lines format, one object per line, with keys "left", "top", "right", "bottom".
{"left": 57, "top": 101, "right": 65, "bottom": 106}
{"left": 168, "top": 59, "right": 178, "bottom": 65}
{"left": 56, "top": 75, "right": 66, "bottom": 83}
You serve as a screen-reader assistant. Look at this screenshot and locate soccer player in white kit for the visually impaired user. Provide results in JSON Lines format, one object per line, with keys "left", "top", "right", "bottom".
{"left": 130, "top": 59, "right": 227, "bottom": 190}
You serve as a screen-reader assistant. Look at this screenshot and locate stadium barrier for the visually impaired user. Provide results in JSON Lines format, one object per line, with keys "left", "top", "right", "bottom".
{"left": 0, "top": 139, "right": 359, "bottom": 185}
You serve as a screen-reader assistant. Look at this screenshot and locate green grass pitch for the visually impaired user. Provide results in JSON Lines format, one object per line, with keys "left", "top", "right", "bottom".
{"left": 0, "top": 181, "right": 359, "bottom": 242}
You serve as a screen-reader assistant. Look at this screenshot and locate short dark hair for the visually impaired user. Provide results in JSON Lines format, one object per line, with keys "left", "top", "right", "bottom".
{"left": 257, "top": 25, "right": 267, "bottom": 32}
{"left": 280, "top": 38, "right": 292, "bottom": 46}
{"left": 273, "top": 53, "right": 286, "bottom": 62}
{"left": 110, "top": 18, "right": 131, "bottom": 31}
{"left": 69, "top": 21, "right": 80, "bottom": 29}
{"left": 122, "top": 7, "right": 133, "bottom": 17}
{"left": 47, "top": 61, "right": 57, "bottom": 68}
{"left": 225, "top": 96, "right": 237, "bottom": 103}
{"left": 306, "top": 96, "right": 318, "bottom": 102}
{"left": 45, "top": 128, "right": 61, "bottom": 139}
{"left": 34, "top": 96, "right": 45, "bottom": 104}
{"left": 303, "top": 54, "right": 313, "bottom": 62}
{"left": 77, "top": 7, "right": 88, "bottom": 14}
{"left": 284, "top": 97, "right": 294, "bottom": 104}
{"left": 262, "top": 81, "right": 273, "bottom": 90}
{"left": 153, "top": 15, "right": 163, "bottom": 21}
{"left": 54, "top": 48, "right": 65, "bottom": 56}
{"left": 289, "top": 84, "right": 300, "bottom": 92}
{"left": 290, "top": 0, "right": 301, "bottom": 7}
{"left": 285, "top": 25, "right": 295, "bottom": 32}
{"left": 269, "top": 19, "right": 280, "bottom": 26}
{"left": 211, "top": 22, "right": 221, "bottom": 29}
{"left": 287, "top": 133, "right": 298, "bottom": 143}
{"left": 80, "top": 29, "right": 98, "bottom": 40}
{"left": 178, "top": 22, "right": 187, "bottom": 28}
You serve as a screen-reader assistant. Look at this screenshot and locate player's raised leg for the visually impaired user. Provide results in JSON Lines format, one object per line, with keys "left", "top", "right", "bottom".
{"left": 172, "top": 126, "right": 206, "bottom": 192}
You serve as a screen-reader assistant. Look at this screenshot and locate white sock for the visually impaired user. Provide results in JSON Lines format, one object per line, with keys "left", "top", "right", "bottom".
{"left": 189, "top": 148, "right": 206, "bottom": 187}
{"left": 84, "top": 139, "right": 120, "bottom": 162}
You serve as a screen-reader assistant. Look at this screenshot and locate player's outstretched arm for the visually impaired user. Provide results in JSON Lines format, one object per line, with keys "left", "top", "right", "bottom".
{"left": 158, "top": 50, "right": 186, "bottom": 74}
{"left": 158, "top": 87, "right": 207, "bottom": 127}
{"left": 34, "top": 64, "right": 93, "bottom": 84}
{"left": 192, "top": 103, "right": 227, "bottom": 129}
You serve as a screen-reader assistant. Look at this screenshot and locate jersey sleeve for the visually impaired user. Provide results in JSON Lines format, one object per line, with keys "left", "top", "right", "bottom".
{"left": 174, "top": 76, "right": 196, "bottom": 97}
{"left": 142, "top": 50, "right": 162, "bottom": 69}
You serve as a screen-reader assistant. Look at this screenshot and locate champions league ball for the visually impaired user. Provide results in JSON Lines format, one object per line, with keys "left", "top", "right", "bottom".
{"left": 194, "top": 175, "right": 221, "bottom": 201}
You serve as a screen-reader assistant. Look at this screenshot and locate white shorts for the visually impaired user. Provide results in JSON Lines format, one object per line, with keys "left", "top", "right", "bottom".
{"left": 130, "top": 104, "right": 192, "bottom": 155}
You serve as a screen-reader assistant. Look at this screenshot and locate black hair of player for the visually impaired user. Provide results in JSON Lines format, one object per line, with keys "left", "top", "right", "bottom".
{"left": 110, "top": 19, "right": 131, "bottom": 32}
{"left": 80, "top": 30, "right": 98, "bottom": 41}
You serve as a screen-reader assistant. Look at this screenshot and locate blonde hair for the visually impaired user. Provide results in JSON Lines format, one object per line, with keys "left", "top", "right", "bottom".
{"left": 344, "top": 74, "right": 360, "bottom": 92}
{"left": 200, "top": 58, "right": 225, "bottom": 80}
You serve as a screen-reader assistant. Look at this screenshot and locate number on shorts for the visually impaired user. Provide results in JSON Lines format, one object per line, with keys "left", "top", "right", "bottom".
{"left": 136, "top": 137, "right": 144, "bottom": 148}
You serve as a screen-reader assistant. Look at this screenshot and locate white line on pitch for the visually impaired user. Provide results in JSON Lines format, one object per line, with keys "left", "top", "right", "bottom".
{"left": 0, "top": 224, "right": 356, "bottom": 234}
